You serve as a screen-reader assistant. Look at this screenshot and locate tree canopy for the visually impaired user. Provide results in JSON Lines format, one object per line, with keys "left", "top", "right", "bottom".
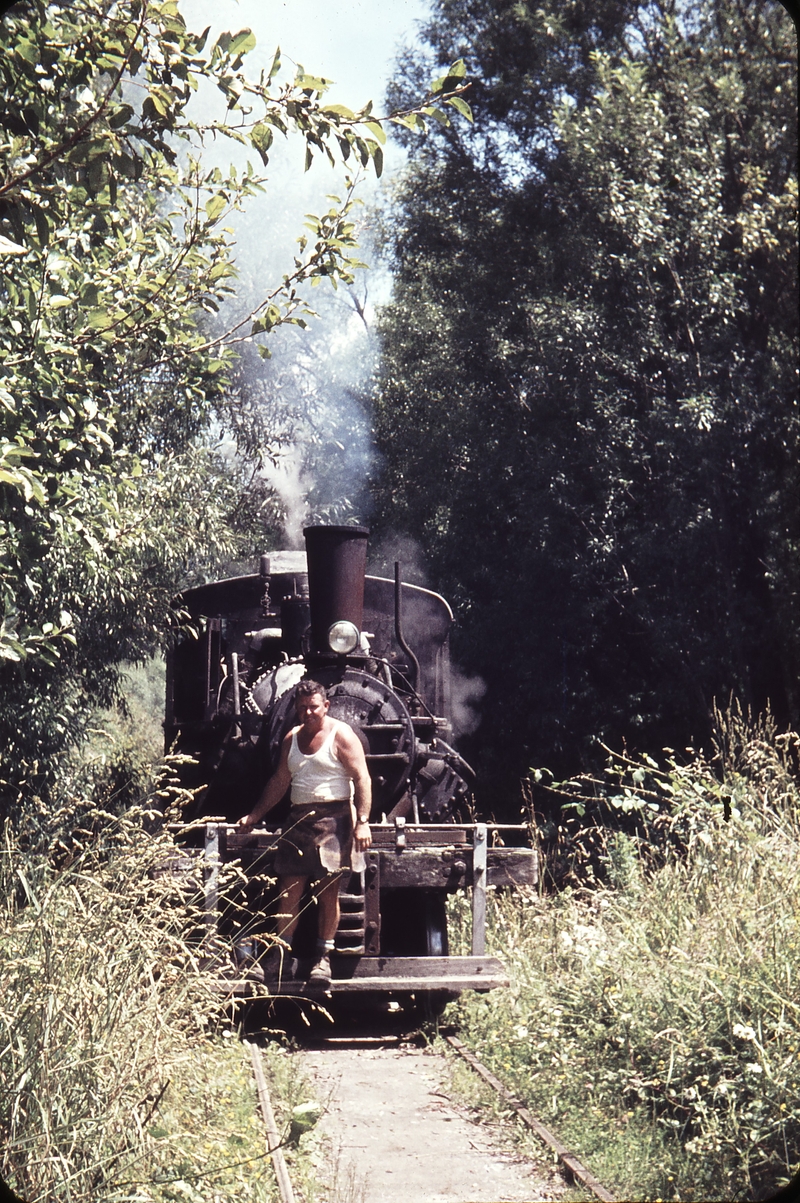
{"left": 0, "top": 0, "right": 469, "bottom": 812}
{"left": 373, "top": 0, "right": 798, "bottom": 806}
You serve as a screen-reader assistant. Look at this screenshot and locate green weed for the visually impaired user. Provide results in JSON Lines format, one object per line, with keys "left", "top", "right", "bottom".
{"left": 0, "top": 774, "right": 295, "bottom": 1203}
{"left": 450, "top": 707, "right": 800, "bottom": 1201}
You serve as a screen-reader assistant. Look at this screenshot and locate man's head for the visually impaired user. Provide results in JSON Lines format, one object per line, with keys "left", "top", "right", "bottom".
{"left": 294, "top": 679, "right": 329, "bottom": 728}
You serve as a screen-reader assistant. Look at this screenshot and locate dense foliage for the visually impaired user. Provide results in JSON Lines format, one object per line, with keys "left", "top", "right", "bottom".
{"left": 449, "top": 708, "right": 800, "bottom": 1200}
{"left": 0, "top": 769, "right": 321, "bottom": 1202}
{"left": 373, "top": 0, "right": 798, "bottom": 804}
{"left": 0, "top": 0, "right": 468, "bottom": 816}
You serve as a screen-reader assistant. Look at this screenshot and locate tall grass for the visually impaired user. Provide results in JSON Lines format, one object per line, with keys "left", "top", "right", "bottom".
{"left": 451, "top": 708, "right": 800, "bottom": 1201}
{"left": 0, "top": 767, "right": 276, "bottom": 1203}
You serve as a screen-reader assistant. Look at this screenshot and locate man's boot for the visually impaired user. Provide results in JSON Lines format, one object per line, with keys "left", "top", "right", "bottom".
{"left": 308, "top": 939, "right": 334, "bottom": 986}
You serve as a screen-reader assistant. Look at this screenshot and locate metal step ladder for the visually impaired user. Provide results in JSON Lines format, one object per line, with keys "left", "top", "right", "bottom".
{"left": 335, "top": 873, "right": 366, "bottom": 954}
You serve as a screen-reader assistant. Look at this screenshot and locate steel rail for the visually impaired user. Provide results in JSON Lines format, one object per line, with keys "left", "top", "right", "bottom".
{"left": 445, "top": 1034, "right": 616, "bottom": 1203}
{"left": 244, "top": 1039, "right": 296, "bottom": 1203}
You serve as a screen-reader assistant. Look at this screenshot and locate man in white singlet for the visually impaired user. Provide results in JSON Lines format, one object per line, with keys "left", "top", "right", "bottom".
{"left": 238, "top": 679, "right": 372, "bottom": 985}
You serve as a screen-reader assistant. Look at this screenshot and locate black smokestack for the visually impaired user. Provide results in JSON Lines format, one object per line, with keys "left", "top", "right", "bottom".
{"left": 303, "top": 525, "right": 369, "bottom": 656}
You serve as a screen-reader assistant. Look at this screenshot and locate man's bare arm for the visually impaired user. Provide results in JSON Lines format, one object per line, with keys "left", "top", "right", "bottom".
{"left": 336, "top": 724, "right": 373, "bottom": 851}
{"left": 238, "top": 732, "right": 292, "bottom": 828}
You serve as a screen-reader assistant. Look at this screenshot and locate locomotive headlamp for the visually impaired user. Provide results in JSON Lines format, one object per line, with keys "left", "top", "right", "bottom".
{"left": 327, "top": 620, "right": 359, "bottom": 654}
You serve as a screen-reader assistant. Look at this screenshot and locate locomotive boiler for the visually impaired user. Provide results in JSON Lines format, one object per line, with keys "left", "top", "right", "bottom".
{"left": 165, "top": 525, "right": 536, "bottom": 1004}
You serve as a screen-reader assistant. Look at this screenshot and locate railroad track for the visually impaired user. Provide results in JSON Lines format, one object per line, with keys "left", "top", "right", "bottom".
{"left": 444, "top": 1036, "right": 614, "bottom": 1203}
{"left": 244, "top": 1039, "right": 296, "bottom": 1203}
{"left": 244, "top": 1029, "right": 615, "bottom": 1203}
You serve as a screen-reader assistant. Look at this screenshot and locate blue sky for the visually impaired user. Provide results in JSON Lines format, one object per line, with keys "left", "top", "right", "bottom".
{"left": 187, "top": 0, "right": 430, "bottom": 129}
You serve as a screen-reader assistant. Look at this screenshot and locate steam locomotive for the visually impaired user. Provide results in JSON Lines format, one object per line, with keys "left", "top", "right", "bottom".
{"left": 165, "top": 525, "right": 536, "bottom": 1004}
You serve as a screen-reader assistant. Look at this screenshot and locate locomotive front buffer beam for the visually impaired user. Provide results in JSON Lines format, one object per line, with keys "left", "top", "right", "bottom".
{"left": 178, "top": 820, "right": 537, "bottom": 998}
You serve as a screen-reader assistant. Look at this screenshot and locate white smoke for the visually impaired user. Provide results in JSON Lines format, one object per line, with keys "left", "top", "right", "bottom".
{"left": 260, "top": 444, "right": 311, "bottom": 549}
{"left": 176, "top": 0, "right": 430, "bottom": 551}
{"left": 368, "top": 532, "right": 431, "bottom": 586}
{"left": 450, "top": 665, "right": 487, "bottom": 739}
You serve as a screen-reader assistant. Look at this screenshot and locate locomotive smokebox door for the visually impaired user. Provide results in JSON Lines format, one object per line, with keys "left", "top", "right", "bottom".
{"left": 304, "top": 525, "right": 369, "bottom": 658}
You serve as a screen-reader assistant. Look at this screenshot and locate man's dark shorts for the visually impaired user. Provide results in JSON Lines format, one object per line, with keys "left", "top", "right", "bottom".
{"left": 274, "top": 801, "right": 357, "bottom": 880}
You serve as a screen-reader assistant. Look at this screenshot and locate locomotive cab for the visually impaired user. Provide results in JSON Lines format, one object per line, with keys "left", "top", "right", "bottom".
{"left": 165, "top": 526, "right": 536, "bottom": 1002}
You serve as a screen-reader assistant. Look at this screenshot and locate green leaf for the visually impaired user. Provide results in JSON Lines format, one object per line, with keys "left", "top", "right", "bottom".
{"left": 364, "top": 120, "right": 386, "bottom": 144}
{"left": 423, "top": 106, "right": 451, "bottom": 126}
{"left": 445, "top": 95, "right": 473, "bottom": 122}
{"left": 268, "top": 46, "right": 281, "bottom": 80}
{"left": 32, "top": 205, "right": 50, "bottom": 246}
{"left": 250, "top": 123, "right": 273, "bottom": 165}
{"left": 87, "top": 308, "right": 113, "bottom": 329}
{"left": 354, "top": 137, "right": 370, "bottom": 167}
{"left": 26, "top": 476, "right": 46, "bottom": 505}
{"left": 296, "top": 73, "right": 330, "bottom": 93}
{"left": 324, "top": 104, "right": 356, "bottom": 121}
{"left": 228, "top": 28, "right": 256, "bottom": 58}
{"left": 392, "top": 112, "right": 425, "bottom": 132}
{"left": 147, "top": 89, "right": 168, "bottom": 117}
{"left": 432, "top": 61, "right": 468, "bottom": 94}
{"left": 108, "top": 103, "right": 135, "bottom": 129}
{"left": 205, "top": 193, "right": 227, "bottom": 222}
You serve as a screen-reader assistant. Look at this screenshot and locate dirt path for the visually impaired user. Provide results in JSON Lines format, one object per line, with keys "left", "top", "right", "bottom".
{"left": 300, "top": 1040, "right": 568, "bottom": 1203}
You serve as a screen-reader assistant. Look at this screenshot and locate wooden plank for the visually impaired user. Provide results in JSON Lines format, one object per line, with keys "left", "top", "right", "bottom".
{"left": 176, "top": 824, "right": 536, "bottom": 894}
{"left": 215, "top": 967, "right": 507, "bottom": 996}
{"left": 185, "top": 838, "right": 536, "bottom": 890}
{"left": 216, "top": 963, "right": 510, "bottom": 996}
{"left": 472, "top": 823, "right": 487, "bottom": 955}
{"left": 377, "top": 848, "right": 536, "bottom": 889}
{"left": 328, "top": 972, "right": 506, "bottom": 993}
{"left": 225, "top": 831, "right": 281, "bottom": 853}
{"left": 339, "top": 954, "right": 505, "bottom": 979}
{"left": 445, "top": 1036, "right": 616, "bottom": 1203}
{"left": 223, "top": 827, "right": 470, "bottom": 853}
{"left": 210, "top": 824, "right": 535, "bottom": 857}
{"left": 487, "top": 848, "right": 539, "bottom": 887}
{"left": 378, "top": 850, "right": 453, "bottom": 887}
{"left": 368, "top": 826, "right": 470, "bottom": 848}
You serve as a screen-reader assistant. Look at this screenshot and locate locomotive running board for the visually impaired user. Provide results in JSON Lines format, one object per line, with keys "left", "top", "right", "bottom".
{"left": 215, "top": 955, "right": 509, "bottom": 997}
